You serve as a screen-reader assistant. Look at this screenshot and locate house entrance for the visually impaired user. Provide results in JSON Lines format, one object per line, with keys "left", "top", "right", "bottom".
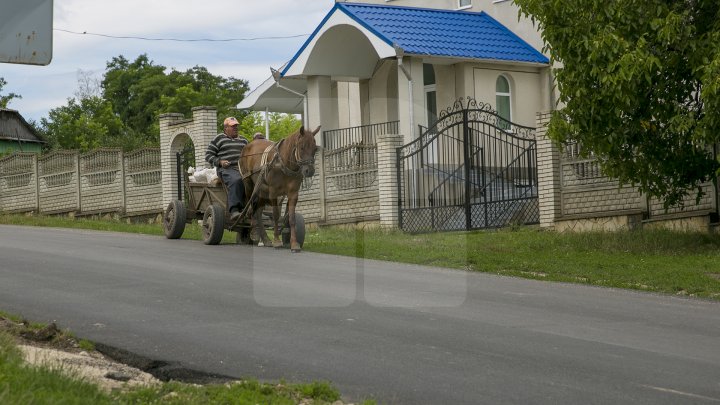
{"left": 397, "top": 98, "right": 539, "bottom": 232}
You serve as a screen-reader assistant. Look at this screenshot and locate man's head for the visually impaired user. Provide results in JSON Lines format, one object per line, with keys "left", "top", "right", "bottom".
{"left": 223, "top": 117, "right": 240, "bottom": 138}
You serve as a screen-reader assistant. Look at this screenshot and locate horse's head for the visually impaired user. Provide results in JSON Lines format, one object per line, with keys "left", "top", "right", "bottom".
{"left": 295, "top": 125, "right": 320, "bottom": 178}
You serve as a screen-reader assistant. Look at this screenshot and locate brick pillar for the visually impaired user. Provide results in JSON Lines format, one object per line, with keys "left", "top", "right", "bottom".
{"left": 377, "top": 132, "right": 404, "bottom": 228}
{"left": 190, "top": 106, "right": 218, "bottom": 167}
{"left": 536, "top": 111, "right": 561, "bottom": 229}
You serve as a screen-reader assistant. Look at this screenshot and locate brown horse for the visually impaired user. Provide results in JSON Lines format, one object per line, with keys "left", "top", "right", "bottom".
{"left": 239, "top": 126, "right": 320, "bottom": 252}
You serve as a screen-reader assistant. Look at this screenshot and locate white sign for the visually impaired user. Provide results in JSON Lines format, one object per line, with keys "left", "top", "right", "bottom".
{"left": 0, "top": 0, "right": 53, "bottom": 66}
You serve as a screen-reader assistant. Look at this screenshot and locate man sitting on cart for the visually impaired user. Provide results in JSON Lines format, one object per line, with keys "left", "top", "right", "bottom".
{"left": 205, "top": 116, "right": 248, "bottom": 221}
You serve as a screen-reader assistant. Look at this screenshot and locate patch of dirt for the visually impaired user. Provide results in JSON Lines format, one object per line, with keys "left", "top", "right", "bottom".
{"left": 19, "top": 344, "right": 159, "bottom": 392}
{"left": 0, "top": 316, "right": 159, "bottom": 392}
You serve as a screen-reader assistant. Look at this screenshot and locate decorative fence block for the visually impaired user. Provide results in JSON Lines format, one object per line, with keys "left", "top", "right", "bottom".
{"left": 125, "top": 148, "right": 163, "bottom": 215}
{"left": 0, "top": 148, "right": 164, "bottom": 218}
{"left": 79, "top": 149, "right": 123, "bottom": 214}
{"left": 0, "top": 153, "right": 37, "bottom": 212}
{"left": 38, "top": 151, "right": 79, "bottom": 214}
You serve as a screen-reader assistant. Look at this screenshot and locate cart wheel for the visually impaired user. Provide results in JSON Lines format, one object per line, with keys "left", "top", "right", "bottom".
{"left": 202, "top": 203, "right": 225, "bottom": 245}
{"left": 163, "top": 200, "right": 186, "bottom": 239}
{"left": 282, "top": 213, "right": 306, "bottom": 248}
{"left": 236, "top": 227, "right": 253, "bottom": 245}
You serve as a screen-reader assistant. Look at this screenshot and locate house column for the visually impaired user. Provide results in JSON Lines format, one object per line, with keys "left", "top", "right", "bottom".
{"left": 306, "top": 75, "right": 334, "bottom": 146}
{"left": 359, "top": 79, "right": 370, "bottom": 126}
{"left": 396, "top": 56, "right": 426, "bottom": 144}
{"left": 536, "top": 111, "right": 561, "bottom": 229}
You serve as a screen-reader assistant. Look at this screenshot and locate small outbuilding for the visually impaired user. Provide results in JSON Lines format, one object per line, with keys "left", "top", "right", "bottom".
{"left": 0, "top": 108, "right": 46, "bottom": 154}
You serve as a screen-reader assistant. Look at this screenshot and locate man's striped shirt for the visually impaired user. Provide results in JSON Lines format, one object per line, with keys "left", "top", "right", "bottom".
{"left": 205, "top": 133, "right": 248, "bottom": 169}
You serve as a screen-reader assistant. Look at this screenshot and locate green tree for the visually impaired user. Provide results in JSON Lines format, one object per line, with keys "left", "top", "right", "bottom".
{"left": 0, "top": 77, "right": 21, "bottom": 108}
{"left": 515, "top": 0, "right": 720, "bottom": 207}
{"left": 102, "top": 55, "right": 249, "bottom": 144}
{"left": 239, "top": 112, "right": 302, "bottom": 142}
{"left": 40, "top": 97, "right": 131, "bottom": 152}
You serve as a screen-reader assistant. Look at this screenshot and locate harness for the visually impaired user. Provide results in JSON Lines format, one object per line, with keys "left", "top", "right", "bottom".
{"left": 234, "top": 138, "right": 315, "bottom": 222}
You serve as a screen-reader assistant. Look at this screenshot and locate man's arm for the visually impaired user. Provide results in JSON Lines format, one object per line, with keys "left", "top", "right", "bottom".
{"left": 205, "top": 136, "right": 220, "bottom": 167}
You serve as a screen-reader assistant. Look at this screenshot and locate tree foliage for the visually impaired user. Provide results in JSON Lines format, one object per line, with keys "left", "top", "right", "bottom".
{"left": 0, "top": 77, "right": 21, "bottom": 109}
{"left": 100, "top": 54, "right": 249, "bottom": 146}
{"left": 40, "top": 96, "right": 130, "bottom": 152}
{"left": 41, "top": 54, "right": 250, "bottom": 151}
{"left": 239, "top": 112, "right": 302, "bottom": 142}
{"left": 515, "top": 0, "right": 720, "bottom": 207}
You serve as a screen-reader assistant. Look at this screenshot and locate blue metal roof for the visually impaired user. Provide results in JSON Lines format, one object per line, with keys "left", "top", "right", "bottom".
{"left": 282, "top": 3, "right": 548, "bottom": 76}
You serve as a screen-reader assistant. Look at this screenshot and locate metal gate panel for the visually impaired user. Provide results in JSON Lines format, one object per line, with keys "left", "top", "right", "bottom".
{"left": 398, "top": 98, "right": 538, "bottom": 233}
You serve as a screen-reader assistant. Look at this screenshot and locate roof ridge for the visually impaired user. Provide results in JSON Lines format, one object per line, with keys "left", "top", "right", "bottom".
{"left": 477, "top": 10, "right": 547, "bottom": 61}
{"left": 338, "top": 2, "right": 487, "bottom": 16}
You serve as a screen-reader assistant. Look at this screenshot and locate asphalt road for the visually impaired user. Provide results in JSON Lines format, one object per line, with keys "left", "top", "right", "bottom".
{"left": 1, "top": 225, "right": 719, "bottom": 404}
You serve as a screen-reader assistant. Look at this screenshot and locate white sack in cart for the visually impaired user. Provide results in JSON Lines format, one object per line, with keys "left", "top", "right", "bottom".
{"left": 187, "top": 167, "right": 218, "bottom": 184}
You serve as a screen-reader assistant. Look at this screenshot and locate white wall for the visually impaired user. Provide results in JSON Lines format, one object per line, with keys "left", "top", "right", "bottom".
{"left": 472, "top": 64, "right": 545, "bottom": 128}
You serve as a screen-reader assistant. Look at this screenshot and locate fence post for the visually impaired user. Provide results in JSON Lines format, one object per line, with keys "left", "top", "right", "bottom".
{"left": 377, "top": 133, "right": 404, "bottom": 229}
{"left": 76, "top": 152, "right": 82, "bottom": 213}
{"left": 34, "top": 153, "right": 40, "bottom": 213}
{"left": 120, "top": 150, "right": 127, "bottom": 215}
{"left": 318, "top": 147, "right": 327, "bottom": 222}
{"left": 535, "top": 111, "right": 561, "bottom": 229}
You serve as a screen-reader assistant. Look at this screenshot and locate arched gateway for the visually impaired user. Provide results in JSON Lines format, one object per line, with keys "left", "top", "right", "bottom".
{"left": 159, "top": 106, "right": 217, "bottom": 210}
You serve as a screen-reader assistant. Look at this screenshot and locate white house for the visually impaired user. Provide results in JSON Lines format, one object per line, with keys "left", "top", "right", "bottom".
{"left": 238, "top": 0, "right": 553, "bottom": 145}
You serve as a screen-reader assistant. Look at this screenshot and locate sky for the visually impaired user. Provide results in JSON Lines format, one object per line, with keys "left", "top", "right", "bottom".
{"left": 0, "top": 0, "right": 336, "bottom": 123}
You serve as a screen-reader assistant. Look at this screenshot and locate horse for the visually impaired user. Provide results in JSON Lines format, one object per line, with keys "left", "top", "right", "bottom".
{"left": 238, "top": 126, "right": 320, "bottom": 253}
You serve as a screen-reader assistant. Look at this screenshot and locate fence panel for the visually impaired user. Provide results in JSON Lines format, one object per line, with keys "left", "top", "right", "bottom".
{"left": 79, "top": 149, "right": 123, "bottom": 214}
{"left": 38, "top": 151, "right": 79, "bottom": 214}
{"left": 0, "top": 153, "right": 37, "bottom": 212}
{"left": 124, "top": 148, "right": 163, "bottom": 215}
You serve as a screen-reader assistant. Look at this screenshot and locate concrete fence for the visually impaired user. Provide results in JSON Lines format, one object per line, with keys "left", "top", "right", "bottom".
{"left": 0, "top": 148, "right": 163, "bottom": 218}
{"left": 536, "top": 111, "right": 719, "bottom": 232}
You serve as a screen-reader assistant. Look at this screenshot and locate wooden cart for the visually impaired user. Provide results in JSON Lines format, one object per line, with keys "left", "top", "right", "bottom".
{"left": 162, "top": 175, "right": 305, "bottom": 246}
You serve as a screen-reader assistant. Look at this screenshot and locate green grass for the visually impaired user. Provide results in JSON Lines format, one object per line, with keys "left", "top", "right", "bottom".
{"left": 2, "top": 212, "right": 720, "bottom": 298}
{"left": 306, "top": 227, "right": 720, "bottom": 298}
{"left": 0, "top": 332, "right": 115, "bottom": 405}
{"left": 117, "top": 380, "right": 342, "bottom": 405}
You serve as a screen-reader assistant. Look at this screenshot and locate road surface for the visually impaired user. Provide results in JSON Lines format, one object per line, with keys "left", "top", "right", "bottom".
{"left": 1, "top": 225, "right": 719, "bottom": 404}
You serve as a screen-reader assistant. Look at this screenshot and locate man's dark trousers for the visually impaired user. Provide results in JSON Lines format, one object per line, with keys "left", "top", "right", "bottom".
{"left": 218, "top": 167, "right": 245, "bottom": 212}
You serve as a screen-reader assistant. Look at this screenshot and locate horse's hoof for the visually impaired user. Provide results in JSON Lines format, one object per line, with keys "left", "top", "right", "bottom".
{"left": 291, "top": 248, "right": 301, "bottom": 253}
{"left": 273, "top": 241, "right": 283, "bottom": 249}
{"left": 257, "top": 241, "right": 264, "bottom": 247}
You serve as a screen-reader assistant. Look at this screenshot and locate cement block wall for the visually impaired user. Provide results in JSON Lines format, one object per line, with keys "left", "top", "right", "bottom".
{"left": 0, "top": 149, "right": 164, "bottom": 217}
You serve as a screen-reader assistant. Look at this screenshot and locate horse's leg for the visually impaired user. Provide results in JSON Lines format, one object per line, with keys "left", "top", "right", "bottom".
{"left": 255, "top": 198, "right": 272, "bottom": 247}
{"left": 271, "top": 197, "right": 282, "bottom": 248}
{"left": 287, "top": 191, "right": 301, "bottom": 253}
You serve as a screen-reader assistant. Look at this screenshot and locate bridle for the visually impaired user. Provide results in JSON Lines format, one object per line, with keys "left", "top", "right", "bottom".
{"left": 276, "top": 135, "right": 316, "bottom": 178}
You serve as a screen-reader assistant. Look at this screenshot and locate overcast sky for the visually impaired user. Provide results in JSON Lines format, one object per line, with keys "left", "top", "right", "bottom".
{"left": 1, "top": 0, "right": 335, "bottom": 122}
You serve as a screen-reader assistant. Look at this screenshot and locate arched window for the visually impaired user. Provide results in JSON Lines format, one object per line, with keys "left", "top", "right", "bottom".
{"left": 495, "top": 75, "right": 512, "bottom": 130}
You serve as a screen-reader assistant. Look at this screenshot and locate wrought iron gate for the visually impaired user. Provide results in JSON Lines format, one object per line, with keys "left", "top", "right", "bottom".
{"left": 397, "top": 98, "right": 539, "bottom": 233}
